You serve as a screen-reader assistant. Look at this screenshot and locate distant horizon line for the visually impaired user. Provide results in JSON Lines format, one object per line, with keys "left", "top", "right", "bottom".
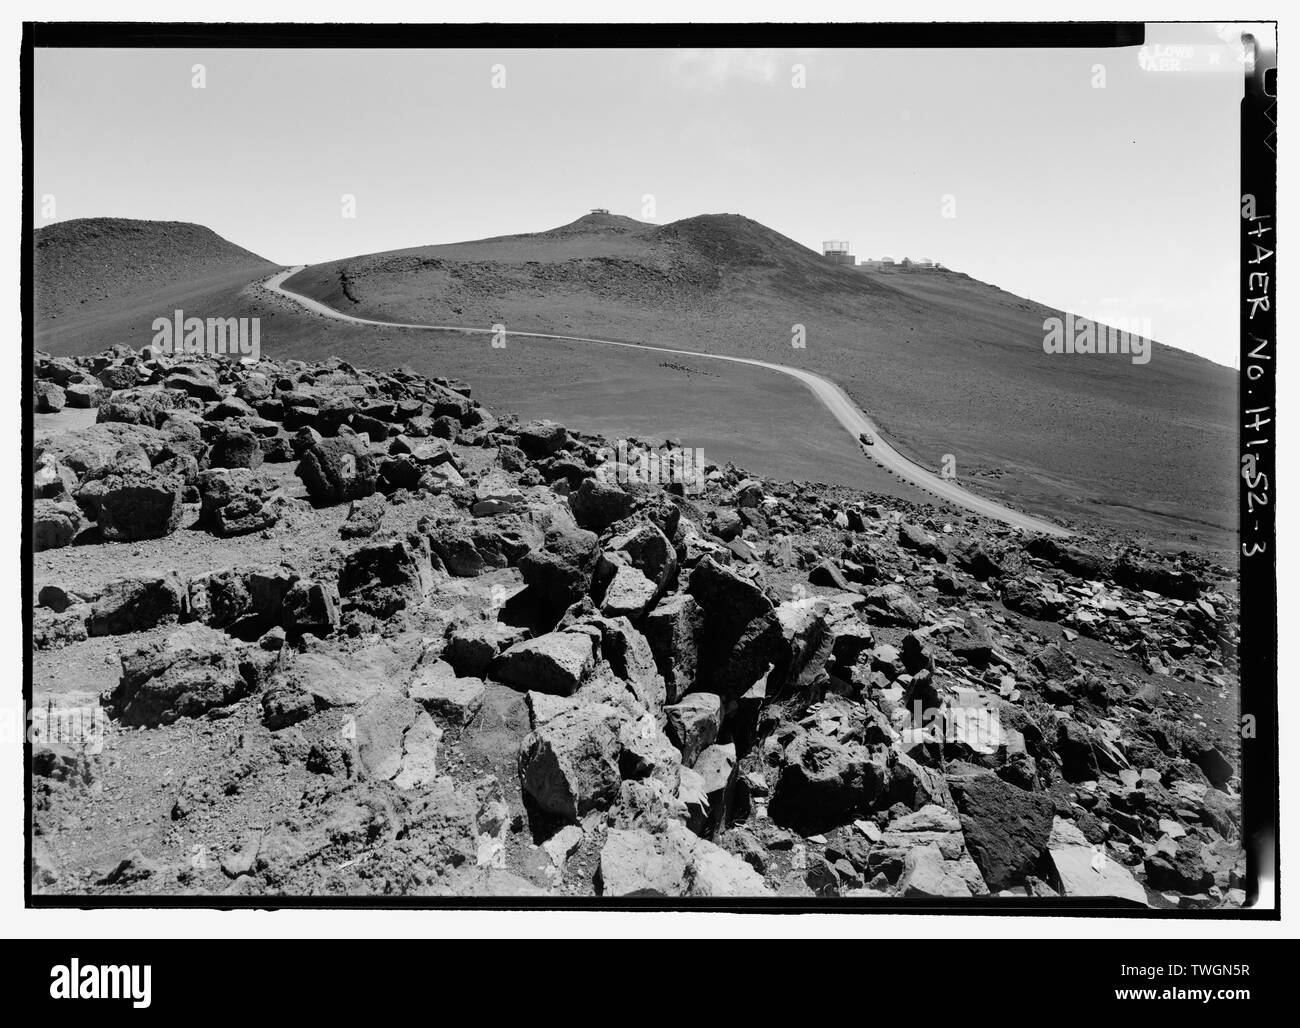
{"left": 33, "top": 207, "right": 957, "bottom": 268}
{"left": 31, "top": 209, "right": 1237, "bottom": 372}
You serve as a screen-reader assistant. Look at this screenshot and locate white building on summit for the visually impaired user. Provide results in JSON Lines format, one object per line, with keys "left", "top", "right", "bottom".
{"left": 858, "top": 256, "right": 945, "bottom": 270}
{"left": 821, "top": 240, "right": 856, "bottom": 265}
{"left": 823, "top": 245, "right": 944, "bottom": 271}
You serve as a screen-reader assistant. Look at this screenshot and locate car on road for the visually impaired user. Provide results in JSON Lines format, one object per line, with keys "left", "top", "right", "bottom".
{"left": 858, "top": 431, "right": 874, "bottom": 446}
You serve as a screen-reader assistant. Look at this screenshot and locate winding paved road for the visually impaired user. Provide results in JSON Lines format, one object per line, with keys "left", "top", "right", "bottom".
{"left": 264, "top": 267, "right": 1070, "bottom": 538}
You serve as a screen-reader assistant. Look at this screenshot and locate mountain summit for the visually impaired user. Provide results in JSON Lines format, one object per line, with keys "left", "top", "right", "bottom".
{"left": 31, "top": 212, "right": 1236, "bottom": 548}
{"left": 280, "top": 211, "right": 1235, "bottom": 547}
{"left": 35, "top": 217, "right": 275, "bottom": 320}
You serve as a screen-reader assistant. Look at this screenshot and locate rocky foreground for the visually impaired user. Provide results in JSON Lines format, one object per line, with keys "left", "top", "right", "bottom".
{"left": 31, "top": 347, "right": 1243, "bottom": 904}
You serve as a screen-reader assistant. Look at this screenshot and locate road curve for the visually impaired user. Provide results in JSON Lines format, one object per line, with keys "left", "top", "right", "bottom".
{"left": 264, "top": 266, "right": 1070, "bottom": 538}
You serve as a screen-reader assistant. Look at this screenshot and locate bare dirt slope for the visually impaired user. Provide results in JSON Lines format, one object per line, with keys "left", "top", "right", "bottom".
{"left": 34, "top": 218, "right": 279, "bottom": 354}
{"left": 286, "top": 213, "right": 1237, "bottom": 552}
{"left": 31, "top": 214, "right": 1237, "bottom": 552}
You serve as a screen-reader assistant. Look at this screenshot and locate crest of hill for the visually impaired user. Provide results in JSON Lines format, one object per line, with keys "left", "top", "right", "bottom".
{"left": 487, "top": 211, "right": 858, "bottom": 273}
{"left": 534, "top": 211, "right": 649, "bottom": 238}
{"left": 34, "top": 218, "right": 276, "bottom": 321}
{"left": 527, "top": 210, "right": 824, "bottom": 268}
{"left": 314, "top": 210, "right": 899, "bottom": 305}
{"left": 29, "top": 212, "right": 1236, "bottom": 550}
{"left": 650, "top": 213, "right": 815, "bottom": 267}
{"left": 280, "top": 211, "right": 1236, "bottom": 549}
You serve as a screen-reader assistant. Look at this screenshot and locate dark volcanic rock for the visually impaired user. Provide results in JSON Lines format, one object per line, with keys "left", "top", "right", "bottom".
{"left": 207, "top": 425, "right": 263, "bottom": 470}
{"left": 65, "top": 382, "right": 112, "bottom": 408}
{"left": 809, "top": 558, "right": 856, "bottom": 591}
{"left": 949, "top": 619, "right": 997, "bottom": 668}
{"left": 107, "top": 628, "right": 260, "bottom": 727}
{"left": 198, "top": 469, "right": 279, "bottom": 537}
{"left": 898, "top": 522, "right": 947, "bottom": 563}
{"left": 859, "top": 584, "right": 924, "bottom": 628}
{"left": 1056, "top": 720, "right": 1100, "bottom": 782}
{"left": 339, "top": 538, "right": 430, "bottom": 617}
{"left": 97, "top": 469, "right": 185, "bottom": 541}
{"left": 444, "top": 622, "right": 527, "bottom": 678}
{"left": 686, "top": 557, "right": 784, "bottom": 697}
{"left": 261, "top": 682, "right": 317, "bottom": 730}
{"left": 1113, "top": 555, "right": 1203, "bottom": 600}
{"left": 954, "top": 541, "right": 1004, "bottom": 580}
{"left": 1191, "top": 741, "right": 1235, "bottom": 788}
{"left": 518, "top": 702, "right": 624, "bottom": 821}
{"left": 569, "top": 477, "right": 635, "bottom": 533}
{"left": 340, "top": 493, "right": 387, "bottom": 538}
{"left": 516, "top": 419, "right": 570, "bottom": 458}
{"left": 28, "top": 343, "right": 1244, "bottom": 903}
{"left": 768, "top": 726, "right": 887, "bottom": 834}
{"left": 35, "top": 381, "right": 66, "bottom": 412}
{"left": 1145, "top": 840, "right": 1215, "bottom": 893}
{"left": 296, "top": 435, "right": 378, "bottom": 504}
{"left": 282, "top": 579, "right": 341, "bottom": 637}
{"left": 948, "top": 772, "right": 1054, "bottom": 892}
{"left": 519, "top": 526, "right": 600, "bottom": 620}
{"left": 1024, "top": 536, "right": 1108, "bottom": 579}
{"left": 641, "top": 593, "right": 703, "bottom": 702}
{"left": 33, "top": 500, "right": 83, "bottom": 551}
{"left": 87, "top": 576, "right": 185, "bottom": 637}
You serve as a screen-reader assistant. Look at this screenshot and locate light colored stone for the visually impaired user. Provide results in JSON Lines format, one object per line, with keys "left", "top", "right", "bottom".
{"left": 526, "top": 690, "right": 579, "bottom": 728}
{"left": 597, "top": 822, "right": 771, "bottom": 898}
{"left": 543, "top": 825, "right": 584, "bottom": 866}
{"left": 355, "top": 693, "right": 420, "bottom": 782}
{"left": 1158, "top": 817, "right": 1187, "bottom": 840}
{"left": 900, "top": 843, "right": 972, "bottom": 898}
{"left": 408, "top": 659, "right": 485, "bottom": 724}
{"left": 288, "top": 647, "right": 395, "bottom": 708}
{"left": 393, "top": 711, "right": 443, "bottom": 790}
{"left": 472, "top": 471, "right": 524, "bottom": 516}
{"left": 664, "top": 692, "right": 722, "bottom": 765}
{"left": 601, "top": 564, "right": 658, "bottom": 619}
{"left": 689, "top": 846, "right": 770, "bottom": 897}
{"left": 1048, "top": 817, "right": 1148, "bottom": 905}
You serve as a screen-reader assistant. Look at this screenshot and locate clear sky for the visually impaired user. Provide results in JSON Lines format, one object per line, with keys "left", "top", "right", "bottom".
{"left": 34, "top": 26, "right": 1245, "bottom": 366}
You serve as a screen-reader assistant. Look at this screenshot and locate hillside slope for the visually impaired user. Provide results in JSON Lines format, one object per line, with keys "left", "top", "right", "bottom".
{"left": 284, "top": 213, "right": 1238, "bottom": 550}
{"left": 28, "top": 213, "right": 1236, "bottom": 550}
{"left": 29, "top": 222, "right": 914, "bottom": 507}
{"left": 33, "top": 218, "right": 279, "bottom": 353}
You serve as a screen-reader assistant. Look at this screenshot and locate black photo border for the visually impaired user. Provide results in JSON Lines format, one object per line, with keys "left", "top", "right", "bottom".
{"left": 19, "top": 20, "right": 1279, "bottom": 917}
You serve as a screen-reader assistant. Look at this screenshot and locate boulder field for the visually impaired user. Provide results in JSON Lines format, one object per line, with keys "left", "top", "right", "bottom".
{"left": 29, "top": 346, "right": 1243, "bottom": 904}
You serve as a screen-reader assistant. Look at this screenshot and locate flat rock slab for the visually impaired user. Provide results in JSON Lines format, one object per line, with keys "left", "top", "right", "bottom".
{"left": 408, "top": 659, "right": 486, "bottom": 725}
{"left": 1048, "top": 817, "right": 1147, "bottom": 906}
{"left": 281, "top": 644, "right": 402, "bottom": 708}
